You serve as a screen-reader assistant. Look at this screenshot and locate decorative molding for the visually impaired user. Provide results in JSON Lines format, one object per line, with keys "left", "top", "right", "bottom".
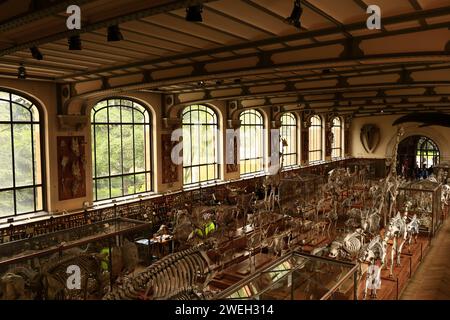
{"left": 360, "top": 124, "right": 381, "bottom": 153}
{"left": 57, "top": 115, "right": 88, "bottom": 131}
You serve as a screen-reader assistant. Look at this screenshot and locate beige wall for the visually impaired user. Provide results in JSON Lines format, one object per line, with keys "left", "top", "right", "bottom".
{"left": 351, "top": 114, "right": 450, "bottom": 162}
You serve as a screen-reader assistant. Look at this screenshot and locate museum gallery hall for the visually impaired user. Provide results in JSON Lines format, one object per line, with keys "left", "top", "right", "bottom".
{"left": 0, "top": 0, "right": 449, "bottom": 301}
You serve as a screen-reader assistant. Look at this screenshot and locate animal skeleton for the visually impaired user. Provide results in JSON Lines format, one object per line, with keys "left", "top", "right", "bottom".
{"left": 360, "top": 235, "right": 387, "bottom": 299}
{"left": 385, "top": 212, "right": 408, "bottom": 277}
{"left": 328, "top": 230, "right": 364, "bottom": 261}
{"left": 361, "top": 209, "right": 381, "bottom": 235}
{"left": 103, "top": 244, "right": 212, "bottom": 300}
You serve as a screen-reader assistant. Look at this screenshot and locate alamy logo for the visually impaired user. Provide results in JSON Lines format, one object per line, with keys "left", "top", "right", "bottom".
{"left": 66, "top": 265, "right": 81, "bottom": 290}
{"left": 366, "top": 5, "right": 382, "bottom": 30}
{"left": 66, "top": 5, "right": 81, "bottom": 30}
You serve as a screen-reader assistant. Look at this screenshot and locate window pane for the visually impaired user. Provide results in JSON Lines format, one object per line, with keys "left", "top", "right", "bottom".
{"left": 200, "top": 165, "right": 208, "bottom": 182}
{"left": 0, "top": 190, "right": 14, "bottom": 217}
{"left": 16, "top": 187, "right": 35, "bottom": 214}
{"left": 111, "top": 176, "right": 122, "bottom": 198}
{"left": 208, "top": 165, "right": 215, "bottom": 181}
{"left": 12, "top": 103, "right": 31, "bottom": 122}
{"left": 94, "top": 125, "right": 109, "bottom": 177}
{"left": 184, "top": 167, "right": 192, "bottom": 185}
{"left": 123, "top": 175, "right": 135, "bottom": 196}
{"left": 109, "top": 124, "right": 122, "bottom": 175}
{"left": 182, "top": 126, "right": 192, "bottom": 166}
{"left": 134, "top": 125, "right": 145, "bottom": 172}
{"left": 33, "top": 124, "right": 42, "bottom": 184}
{"left": 31, "top": 105, "right": 39, "bottom": 122}
{"left": 14, "top": 124, "right": 33, "bottom": 187}
{"left": 122, "top": 125, "right": 134, "bottom": 174}
{"left": 0, "top": 124, "right": 13, "bottom": 188}
{"left": 11, "top": 95, "right": 32, "bottom": 109}
{"left": 135, "top": 173, "right": 146, "bottom": 193}
{"left": 191, "top": 166, "right": 199, "bottom": 184}
{"left": 133, "top": 109, "right": 144, "bottom": 123}
{"left": 0, "top": 100, "right": 10, "bottom": 121}
{"left": 94, "top": 108, "right": 108, "bottom": 123}
{"left": 108, "top": 106, "right": 121, "bottom": 123}
{"left": 121, "top": 106, "right": 133, "bottom": 123}
{"left": 95, "top": 178, "right": 110, "bottom": 201}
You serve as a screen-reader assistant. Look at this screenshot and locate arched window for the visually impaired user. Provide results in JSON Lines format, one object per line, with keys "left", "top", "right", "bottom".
{"left": 308, "top": 115, "right": 323, "bottom": 163}
{"left": 182, "top": 105, "right": 219, "bottom": 185}
{"left": 417, "top": 137, "right": 439, "bottom": 168}
{"left": 331, "top": 117, "right": 342, "bottom": 159}
{"left": 280, "top": 113, "right": 297, "bottom": 167}
{"left": 240, "top": 110, "right": 264, "bottom": 175}
{"left": 0, "top": 91, "right": 44, "bottom": 217}
{"left": 91, "top": 98, "right": 152, "bottom": 201}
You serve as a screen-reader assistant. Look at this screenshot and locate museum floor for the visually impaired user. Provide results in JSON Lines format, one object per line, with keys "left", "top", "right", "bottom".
{"left": 401, "top": 217, "right": 450, "bottom": 300}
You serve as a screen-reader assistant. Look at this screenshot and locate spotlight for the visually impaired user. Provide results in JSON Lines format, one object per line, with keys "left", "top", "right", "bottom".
{"left": 18, "top": 63, "right": 26, "bottom": 79}
{"left": 186, "top": 5, "right": 203, "bottom": 22}
{"left": 285, "top": 0, "right": 303, "bottom": 29}
{"left": 30, "top": 46, "right": 43, "bottom": 60}
{"left": 68, "top": 35, "right": 82, "bottom": 50}
{"left": 107, "top": 25, "right": 124, "bottom": 42}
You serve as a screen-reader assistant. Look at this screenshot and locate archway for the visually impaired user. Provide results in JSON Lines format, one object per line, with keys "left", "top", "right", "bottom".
{"left": 397, "top": 135, "right": 440, "bottom": 179}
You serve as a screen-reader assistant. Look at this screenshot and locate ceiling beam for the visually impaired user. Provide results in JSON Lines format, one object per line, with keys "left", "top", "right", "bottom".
{"left": 165, "top": 63, "right": 449, "bottom": 94}
{"left": 53, "top": 16, "right": 450, "bottom": 82}
{"left": 0, "top": 0, "right": 92, "bottom": 32}
{"left": 172, "top": 81, "right": 450, "bottom": 107}
{"left": 0, "top": 0, "right": 216, "bottom": 57}
{"left": 64, "top": 51, "right": 450, "bottom": 99}
{"left": 302, "top": 0, "right": 353, "bottom": 38}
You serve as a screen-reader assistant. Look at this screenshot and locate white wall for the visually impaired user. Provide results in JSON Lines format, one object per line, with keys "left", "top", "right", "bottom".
{"left": 351, "top": 114, "right": 450, "bottom": 162}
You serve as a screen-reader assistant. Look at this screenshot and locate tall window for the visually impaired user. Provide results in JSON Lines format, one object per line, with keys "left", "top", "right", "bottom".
{"left": 331, "top": 117, "right": 342, "bottom": 159}
{"left": 91, "top": 98, "right": 152, "bottom": 201}
{"left": 0, "top": 91, "right": 44, "bottom": 217}
{"left": 308, "top": 115, "right": 323, "bottom": 163}
{"left": 280, "top": 113, "right": 297, "bottom": 167}
{"left": 417, "top": 137, "right": 439, "bottom": 168}
{"left": 240, "top": 110, "right": 264, "bottom": 175}
{"left": 182, "top": 105, "right": 219, "bottom": 185}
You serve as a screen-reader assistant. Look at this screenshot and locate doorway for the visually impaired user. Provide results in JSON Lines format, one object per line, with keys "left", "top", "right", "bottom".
{"left": 397, "top": 135, "right": 440, "bottom": 179}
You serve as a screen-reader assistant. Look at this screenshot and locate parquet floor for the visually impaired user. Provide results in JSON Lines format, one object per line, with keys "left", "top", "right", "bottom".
{"left": 401, "top": 218, "right": 450, "bottom": 300}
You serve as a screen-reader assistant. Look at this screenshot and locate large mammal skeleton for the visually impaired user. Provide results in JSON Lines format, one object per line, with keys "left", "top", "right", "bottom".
{"left": 103, "top": 244, "right": 212, "bottom": 300}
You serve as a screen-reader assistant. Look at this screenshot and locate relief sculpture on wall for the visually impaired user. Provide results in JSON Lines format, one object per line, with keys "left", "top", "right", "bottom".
{"left": 58, "top": 136, "right": 86, "bottom": 200}
{"left": 161, "top": 133, "right": 179, "bottom": 184}
{"left": 360, "top": 124, "right": 381, "bottom": 154}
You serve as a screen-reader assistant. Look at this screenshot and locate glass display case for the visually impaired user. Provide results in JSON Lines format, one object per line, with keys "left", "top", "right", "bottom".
{"left": 279, "top": 174, "right": 324, "bottom": 215}
{"left": 397, "top": 180, "right": 442, "bottom": 237}
{"left": 214, "top": 252, "right": 359, "bottom": 300}
{"left": 0, "top": 217, "right": 153, "bottom": 300}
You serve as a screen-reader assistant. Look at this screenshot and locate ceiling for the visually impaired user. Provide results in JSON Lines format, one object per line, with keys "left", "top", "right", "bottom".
{"left": 0, "top": 0, "right": 449, "bottom": 117}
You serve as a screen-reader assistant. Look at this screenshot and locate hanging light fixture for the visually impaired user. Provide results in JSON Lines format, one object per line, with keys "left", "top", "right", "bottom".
{"left": 107, "top": 25, "right": 124, "bottom": 42}
{"left": 30, "top": 46, "right": 43, "bottom": 60}
{"left": 68, "top": 35, "right": 82, "bottom": 50}
{"left": 186, "top": 5, "right": 203, "bottom": 22}
{"left": 285, "top": 0, "right": 303, "bottom": 29}
{"left": 17, "top": 63, "right": 27, "bottom": 79}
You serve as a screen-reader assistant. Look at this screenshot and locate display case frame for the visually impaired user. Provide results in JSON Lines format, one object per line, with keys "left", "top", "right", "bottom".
{"left": 397, "top": 180, "right": 442, "bottom": 237}
{"left": 214, "top": 252, "right": 359, "bottom": 300}
{"left": 0, "top": 217, "right": 153, "bottom": 300}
